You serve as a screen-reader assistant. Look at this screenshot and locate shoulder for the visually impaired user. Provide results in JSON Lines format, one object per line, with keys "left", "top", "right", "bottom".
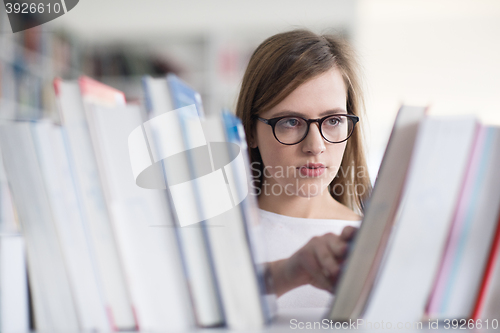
{"left": 341, "top": 208, "right": 362, "bottom": 221}
{"left": 330, "top": 200, "right": 362, "bottom": 221}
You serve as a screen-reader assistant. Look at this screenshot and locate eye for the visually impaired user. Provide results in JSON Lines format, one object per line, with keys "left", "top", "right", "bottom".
{"left": 278, "top": 117, "right": 303, "bottom": 129}
{"left": 325, "top": 116, "right": 342, "bottom": 126}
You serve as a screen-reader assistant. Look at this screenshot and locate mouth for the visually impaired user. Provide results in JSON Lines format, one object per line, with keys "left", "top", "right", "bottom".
{"left": 297, "top": 163, "right": 326, "bottom": 177}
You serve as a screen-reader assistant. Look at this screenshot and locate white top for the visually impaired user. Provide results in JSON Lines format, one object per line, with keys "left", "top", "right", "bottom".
{"left": 258, "top": 208, "right": 361, "bottom": 310}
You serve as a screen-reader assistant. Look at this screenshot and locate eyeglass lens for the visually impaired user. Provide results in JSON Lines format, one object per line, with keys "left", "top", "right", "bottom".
{"left": 274, "top": 115, "right": 353, "bottom": 144}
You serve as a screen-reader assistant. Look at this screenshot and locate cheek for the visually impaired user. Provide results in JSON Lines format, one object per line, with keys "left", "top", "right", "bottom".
{"left": 333, "top": 142, "right": 347, "bottom": 164}
{"left": 326, "top": 143, "right": 348, "bottom": 178}
{"left": 256, "top": 128, "right": 294, "bottom": 175}
{"left": 258, "top": 146, "right": 299, "bottom": 183}
{"left": 259, "top": 143, "right": 294, "bottom": 176}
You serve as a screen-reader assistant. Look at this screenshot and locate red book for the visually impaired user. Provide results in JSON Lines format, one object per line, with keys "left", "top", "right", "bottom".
{"left": 472, "top": 209, "right": 500, "bottom": 320}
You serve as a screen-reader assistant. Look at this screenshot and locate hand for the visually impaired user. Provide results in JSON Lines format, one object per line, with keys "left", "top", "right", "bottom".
{"left": 267, "top": 226, "right": 357, "bottom": 297}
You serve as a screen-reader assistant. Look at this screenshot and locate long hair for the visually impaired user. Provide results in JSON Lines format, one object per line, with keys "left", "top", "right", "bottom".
{"left": 236, "top": 29, "right": 372, "bottom": 215}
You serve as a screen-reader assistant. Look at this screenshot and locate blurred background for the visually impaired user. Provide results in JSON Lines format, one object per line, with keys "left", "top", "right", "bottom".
{"left": 1, "top": 0, "right": 499, "bottom": 179}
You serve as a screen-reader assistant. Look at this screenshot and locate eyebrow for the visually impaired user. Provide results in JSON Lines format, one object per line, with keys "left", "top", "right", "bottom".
{"left": 270, "top": 108, "right": 347, "bottom": 118}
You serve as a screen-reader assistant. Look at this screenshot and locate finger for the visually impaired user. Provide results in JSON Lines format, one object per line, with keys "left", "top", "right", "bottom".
{"left": 312, "top": 273, "right": 335, "bottom": 292}
{"left": 322, "top": 233, "right": 348, "bottom": 259}
{"left": 340, "top": 226, "right": 358, "bottom": 241}
{"left": 298, "top": 246, "right": 336, "bottom": 291}
{"left": 308, "top": 267, "right": 336, "bottom": 292}
{"left": 314, "top": 242, "right": 341, "bottom": 279}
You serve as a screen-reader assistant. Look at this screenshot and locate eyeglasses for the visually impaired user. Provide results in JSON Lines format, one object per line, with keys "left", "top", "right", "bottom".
{"left": 256, "top": 114, "right": 359, "bottom": 145}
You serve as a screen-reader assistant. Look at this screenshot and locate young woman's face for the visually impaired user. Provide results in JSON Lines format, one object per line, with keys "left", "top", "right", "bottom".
{"left": 253, "top": 67, "right": 348, "bottom": 198}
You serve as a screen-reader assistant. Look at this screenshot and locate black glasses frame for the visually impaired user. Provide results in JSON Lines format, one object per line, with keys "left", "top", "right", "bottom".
{"left": 257, "top": 114, "right": 359, "bottom": 145}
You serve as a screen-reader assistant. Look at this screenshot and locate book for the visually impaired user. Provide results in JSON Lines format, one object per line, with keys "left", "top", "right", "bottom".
{"left": 0, "top": 129, "right": 29, "bottom": 332}
{"left": 30, "top": 121, "right": 110, "bottom": 331}
{"left": 167, "top": 73, "right": 205, "bottom": 117}
{"left": 141, "top": 76, "right": 224, "bottom": 327}
{"left": 328, "top": 105, "right": 427, "bottom": 321}
{"left": 0, "top": 122, "right": 79, "bottom": 331}
{"left": 80, "top": 76, "right": 196, "bottom": 331}
{"left": 180, "top": 110, "right": 268, "bottom": 329}
{"left": 473, "top": 212, "right": 500, "bottom": 322}
{"left": 54, "top": 79, "right": 137, "bottom": 330}
{"left": 471, "top": 134, "right": 500, "bottom": 321}
{"left": 426, "top": 125, "right": 500, "bottom": 320}
{"left": 142, "top": 73, "right": 204, "bottom": 118}
{"left": 221, "top": 110, "right": 276, "bottom": 320}
{"left": 0, "top": 234, "right": 29, "bottom": 333}
{"left": 0, "top": 145, "right": 18, "bottom": 234}
{"left": 362, "top": 115, "right": 478, "bottom": 323}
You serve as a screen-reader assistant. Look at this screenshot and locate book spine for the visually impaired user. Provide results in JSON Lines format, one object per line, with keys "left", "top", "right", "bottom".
{"left": 472, "top": 210, "right": 500, "bottom": 319}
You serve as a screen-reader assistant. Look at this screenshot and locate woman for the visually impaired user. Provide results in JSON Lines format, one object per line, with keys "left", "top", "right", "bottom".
{"left": 236, "top": 29, "right": 372, "bottom": 309}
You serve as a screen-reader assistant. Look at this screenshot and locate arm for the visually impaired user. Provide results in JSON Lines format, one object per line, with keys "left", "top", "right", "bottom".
{"left": 264, "top": 226, "right": 357, "bottom": 297}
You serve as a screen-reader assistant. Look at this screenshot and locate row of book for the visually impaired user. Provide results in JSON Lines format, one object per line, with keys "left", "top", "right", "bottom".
{"left": 81, "top": 47, "right": 179, "bottom": 80}
{"left": 328, "top": 106, "right": 500, "bottom": 326}
{"left": 0, "top": 74, "right": 274, "bottom": 332}
{"left": 0, "top": 8, "right": 173, "bottom": 122}
{"left": 3, "top": 70, "right": 500, "bottom": 332}
{"left": 0, "top": 8, "right": 79, "bottom": 120}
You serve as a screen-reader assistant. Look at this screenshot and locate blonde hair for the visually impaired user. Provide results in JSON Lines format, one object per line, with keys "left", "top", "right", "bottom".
{"left": 236, "top": 29, "right": 372, "bottom": 214}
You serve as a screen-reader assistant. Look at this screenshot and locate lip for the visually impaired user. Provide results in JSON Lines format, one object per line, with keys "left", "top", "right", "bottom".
{"left": 298, "top": 163, "right": 326, "bottom": 177}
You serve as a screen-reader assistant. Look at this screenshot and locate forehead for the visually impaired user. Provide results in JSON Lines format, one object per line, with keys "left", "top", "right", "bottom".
{"left": 262, "top": 67, "right": 347, "bottom": 118}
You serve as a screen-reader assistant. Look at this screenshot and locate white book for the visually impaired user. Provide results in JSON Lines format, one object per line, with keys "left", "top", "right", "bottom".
{"left": 54, "top": 79, "right": 136, "bottom": 330}
{"left": 182, "top": 112, "right": 267, "bottom": 329}
{"left": 0, "top": 234, "right": 29, "bottom": 333}
{"left": 363, "top": 116, "right": 478, "bottom": 323}
{"left": 221, "top": 111, "right": 276, "bottom": 320}
{"left": 427, "top": 125, "right": 500, "bottom": 319}
{"left": 329, "top": 105, "right": 427, "bottom": 321}
{"left": 30, "top": 121, "right": 110, "bottom": 331}
{"left": 84, "top": 100, "right": 195, "bottom": 331}
{"left": 142, "top": 76, "right": 224, "bottom": 327}
{"left": 0, "top": 146, "right": 18, "bottom": 234}
{"left": 0, "top": 122, "right": 79, "bottom": 331}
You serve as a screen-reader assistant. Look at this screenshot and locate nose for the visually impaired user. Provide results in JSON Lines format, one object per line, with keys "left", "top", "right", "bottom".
{"left": 301, "top": 122, "right": 325, "bottom": 155}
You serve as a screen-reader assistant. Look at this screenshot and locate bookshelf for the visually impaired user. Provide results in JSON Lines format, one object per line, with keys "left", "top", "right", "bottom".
{"left": 76, "top": 33, "right": 259, "bottom": 115}
{"left": 0, "top": 8, "right": 80, "bottom": 121}
{"left": 3, "top": 5, "right": 496, "bottom": 332}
